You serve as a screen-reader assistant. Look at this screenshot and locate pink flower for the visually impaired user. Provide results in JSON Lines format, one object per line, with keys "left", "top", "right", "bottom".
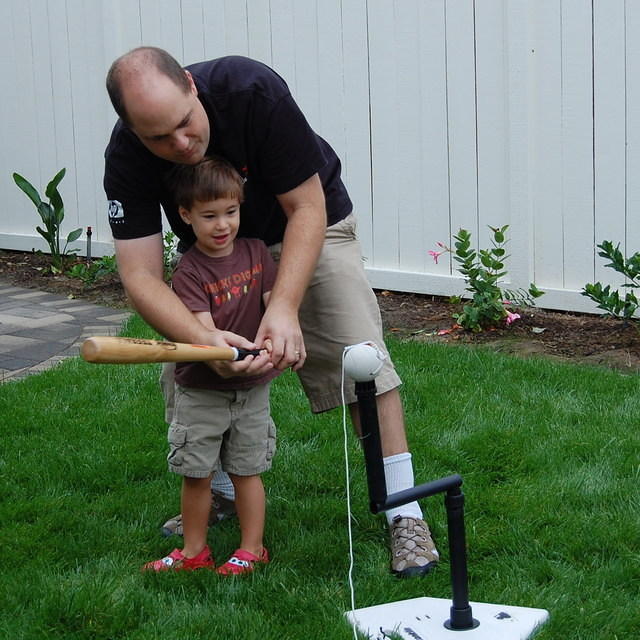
{"left": 429, "top": 241, "right": 450, "bottom": 264}
{"left": 505, "top": 311, "right": 521, "bottom": 325}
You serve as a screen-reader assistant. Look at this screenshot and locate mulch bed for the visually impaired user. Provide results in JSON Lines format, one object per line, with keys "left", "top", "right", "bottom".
{"left": 1, "top": 248, "right": 639, "bottom": 372}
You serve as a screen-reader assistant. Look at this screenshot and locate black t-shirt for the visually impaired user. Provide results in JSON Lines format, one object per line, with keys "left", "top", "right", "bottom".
{"left": 104, "top": 56, "right": 352, "bottom": 248}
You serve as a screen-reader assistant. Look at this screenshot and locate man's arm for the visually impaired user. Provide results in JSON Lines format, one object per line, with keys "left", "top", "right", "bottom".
{"left": 115, "top": 234, "right": 270, "bottom": 375}
{"left": 115, "top": 234, "right": 214, "bottom": 344}
{"left": 255, "top": 173, "right": 326, "bottom": 370}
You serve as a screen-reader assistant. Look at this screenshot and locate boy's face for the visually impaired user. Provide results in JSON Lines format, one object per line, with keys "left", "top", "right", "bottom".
{"left": 179, "top": 197, "right": 240, "bottom": 257}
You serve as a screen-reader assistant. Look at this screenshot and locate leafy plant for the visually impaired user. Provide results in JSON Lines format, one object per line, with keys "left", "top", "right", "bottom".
{"left": 68, "top": 255, "right": 118, "bottom": 286}
{"left": 163, "top": 230, "right": 178, "bottom": 280}
{"left": 431, "top": 225, "right": 544, "bottom": 332}
{"left": 582, "top": 240, "right": 640, "bottom": 321}
{"left": 12, "top": 169, "right": 82, "bottom": 273}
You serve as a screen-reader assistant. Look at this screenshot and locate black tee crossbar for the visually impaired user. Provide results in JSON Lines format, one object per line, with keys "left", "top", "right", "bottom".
{"left": 355, "top": 379, "right": 479, "bottom": 631}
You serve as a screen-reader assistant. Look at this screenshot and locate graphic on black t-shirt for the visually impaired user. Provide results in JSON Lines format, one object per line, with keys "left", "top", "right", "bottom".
{"left": 108, "top": 200, "right": 124, "bottom": 222}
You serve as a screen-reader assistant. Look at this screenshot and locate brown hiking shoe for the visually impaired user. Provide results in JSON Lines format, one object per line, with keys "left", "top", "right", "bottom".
{"left": 161, "top": 492, "right": 236, "bottom": 537}
{"left": 390, "top": 516, "right": 439, "bottom": 577}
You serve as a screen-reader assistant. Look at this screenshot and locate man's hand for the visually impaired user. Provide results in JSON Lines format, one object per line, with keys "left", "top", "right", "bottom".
{"left": 256, "top": 303, "right": 306, "bottom": 371}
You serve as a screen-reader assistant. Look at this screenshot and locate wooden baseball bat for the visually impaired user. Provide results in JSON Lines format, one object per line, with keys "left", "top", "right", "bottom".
{"left": 80, "top": 336, "right": 263, "bottom": 364}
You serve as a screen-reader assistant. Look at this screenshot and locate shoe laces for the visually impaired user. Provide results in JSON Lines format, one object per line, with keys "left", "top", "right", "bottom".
{"left": 392, "top": 517, "right": 434, "bottom": 556}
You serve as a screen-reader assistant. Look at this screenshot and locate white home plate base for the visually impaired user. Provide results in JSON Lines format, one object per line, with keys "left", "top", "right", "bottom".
{"left": 346, "top": 597, "right": 549, "bottom": 640}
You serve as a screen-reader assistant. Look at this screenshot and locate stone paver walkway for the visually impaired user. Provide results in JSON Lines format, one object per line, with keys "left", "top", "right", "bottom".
{"left": 0, "top": 282, "right": 130, "bottom": 382}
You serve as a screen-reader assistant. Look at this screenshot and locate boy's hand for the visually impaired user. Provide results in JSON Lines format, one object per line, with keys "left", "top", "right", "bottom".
{"left": 206, "top": 330, "right": 274, "bottom": 379}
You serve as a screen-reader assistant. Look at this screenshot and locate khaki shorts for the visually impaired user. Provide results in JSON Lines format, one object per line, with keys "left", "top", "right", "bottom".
{"left": 269, "top": 213, "right": 401, "bottom": 412}
{"left": 163, "top": 380, "right": 276, "bottom": 478}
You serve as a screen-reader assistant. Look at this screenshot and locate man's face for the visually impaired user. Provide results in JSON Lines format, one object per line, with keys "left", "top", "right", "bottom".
{"left": 124, "top": 70, "right": 210, "bottom": 164}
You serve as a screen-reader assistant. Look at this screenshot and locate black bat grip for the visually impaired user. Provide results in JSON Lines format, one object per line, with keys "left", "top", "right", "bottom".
{"left": 233, "top": 348, "right": 265, "bottom": 361}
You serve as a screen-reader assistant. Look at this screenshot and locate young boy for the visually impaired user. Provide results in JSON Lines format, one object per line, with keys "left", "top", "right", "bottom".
{"left": 143, "top": 156, "right": 279, "bottom": 575}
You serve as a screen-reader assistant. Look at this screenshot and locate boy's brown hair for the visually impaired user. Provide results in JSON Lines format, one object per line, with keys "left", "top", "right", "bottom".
{"left": 169, "top": 156, "right": 245, "bottom": 210}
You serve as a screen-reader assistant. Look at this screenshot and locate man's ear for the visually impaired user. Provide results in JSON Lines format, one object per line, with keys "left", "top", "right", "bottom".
{"left": 178, "top": 206, "right": 192, "bottom": 225}
{"left": 185, "top": 70, "right": 198, "bottom": 96}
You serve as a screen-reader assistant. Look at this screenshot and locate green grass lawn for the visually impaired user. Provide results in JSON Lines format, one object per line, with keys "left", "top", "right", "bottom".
{"left": 1, "top": 314, "right": 638, "bottom": 639}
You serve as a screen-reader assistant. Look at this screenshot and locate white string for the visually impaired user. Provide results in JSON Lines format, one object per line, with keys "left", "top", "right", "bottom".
{"left": 341, "top": 348, "right": 359, "bottom": 639}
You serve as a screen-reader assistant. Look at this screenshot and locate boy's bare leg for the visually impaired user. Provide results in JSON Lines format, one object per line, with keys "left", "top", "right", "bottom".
{"left": 181, "top": 475, "right": 213, "bottom": 557}
{"left": 229, "top": 474, "right": 266, "bottom": 557}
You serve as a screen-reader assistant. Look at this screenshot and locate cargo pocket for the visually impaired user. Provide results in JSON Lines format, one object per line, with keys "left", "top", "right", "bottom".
{"left": 167, "top": 424, "right": 188, "bottom": 468}
{"left": 265, "top": 418, "right": 277, "bottom": 462}
{"left": 343, "top": 213, "right": 357, "bottom": 240}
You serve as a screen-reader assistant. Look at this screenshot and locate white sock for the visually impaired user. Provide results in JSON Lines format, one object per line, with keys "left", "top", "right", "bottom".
{"left": 210, "top": 468, "right": 235, "bottom": 501}
{"left": 383, "top": 452, "right": 424, "bottom": 524}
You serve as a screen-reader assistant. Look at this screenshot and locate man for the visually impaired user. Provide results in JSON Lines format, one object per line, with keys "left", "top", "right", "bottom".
{"left": 104, "top": 47, "right": 438, "bottom": 577}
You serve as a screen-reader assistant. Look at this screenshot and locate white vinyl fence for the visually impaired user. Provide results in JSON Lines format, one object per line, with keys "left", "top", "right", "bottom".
{"left": 0, "top": 0, "right": 637, "bottom": 313}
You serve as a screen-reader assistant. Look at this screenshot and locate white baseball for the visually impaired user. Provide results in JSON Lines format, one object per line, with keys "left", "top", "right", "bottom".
{"left": 343, "top": 342, "right": 386, "bottom": 382}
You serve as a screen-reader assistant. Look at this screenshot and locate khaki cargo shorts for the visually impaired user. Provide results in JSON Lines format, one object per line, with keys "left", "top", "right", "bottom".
{"left": 269, "top": 213, "right": 401, "bottom": 412}
{"left": 163, "top": 380, "right": 276, "bottom": 478}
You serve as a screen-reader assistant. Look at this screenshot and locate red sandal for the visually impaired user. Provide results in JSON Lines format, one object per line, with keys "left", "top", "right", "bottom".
{"left": 142, "top": 545, "right": 215, "bottom": 572}
{"left": 216, "top": 547, "right": 269, "bottom": 576}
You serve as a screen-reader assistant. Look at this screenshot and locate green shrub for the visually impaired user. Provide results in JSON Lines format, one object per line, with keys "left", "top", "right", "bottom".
{"left": 431, "top": 226, "right": 544, "bottom": 332}
{"left": 582, "top": 240, "right": 639, "bottom": 322}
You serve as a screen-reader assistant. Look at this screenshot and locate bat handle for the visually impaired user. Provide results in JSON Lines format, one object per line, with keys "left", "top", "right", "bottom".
{"left": 232, "top": 347, "right": 265, "bottom": 361}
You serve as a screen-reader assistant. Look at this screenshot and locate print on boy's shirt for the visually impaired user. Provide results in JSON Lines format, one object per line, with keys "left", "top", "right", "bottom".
{"left": 203, "top": 262, "right": 264, "bottom": 306}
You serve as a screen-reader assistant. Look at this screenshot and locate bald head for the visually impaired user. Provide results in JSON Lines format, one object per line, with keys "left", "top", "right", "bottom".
{"left": 106, "top": 47, "right": 210, "bottom": 164}
{"left": 106, "top": 47, "right": 190, "bottom": 126}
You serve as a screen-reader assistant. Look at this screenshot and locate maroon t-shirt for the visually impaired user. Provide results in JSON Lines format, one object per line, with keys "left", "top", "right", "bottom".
{"left": 172, "top": 238, "right": 279, "bottom": 390}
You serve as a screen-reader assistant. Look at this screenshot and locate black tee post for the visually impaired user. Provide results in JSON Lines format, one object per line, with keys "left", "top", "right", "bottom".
{"left": 354, "top": 380, "right": 479, "bottom": 631}
{"left": 354, "top": 379, "right": 388, "bottom": 511}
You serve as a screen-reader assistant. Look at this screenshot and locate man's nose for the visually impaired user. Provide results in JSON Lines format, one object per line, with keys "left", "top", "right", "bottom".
{"left": 173, "top": 133, "right": 189, "bottom": 151}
